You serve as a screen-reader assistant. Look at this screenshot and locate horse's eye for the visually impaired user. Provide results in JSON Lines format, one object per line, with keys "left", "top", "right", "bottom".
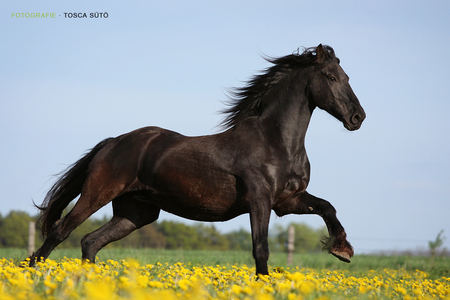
{"left": 324, "top": 72, "right": 336, "bottom": 82}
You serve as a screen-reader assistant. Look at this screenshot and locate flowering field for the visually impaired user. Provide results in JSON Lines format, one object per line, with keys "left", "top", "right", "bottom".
{"left": 1, "top": 257, "right": 449, "bottom": 300}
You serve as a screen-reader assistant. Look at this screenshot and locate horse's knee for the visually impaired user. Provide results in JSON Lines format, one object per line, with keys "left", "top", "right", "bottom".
{"left": 252, "top": 243, "right": 269, "bottom": 259}
{"left": 273, "top": 192, "right": 338, "bottom": 217}
{"left": 81, "top": 232, "right": 95, "bottom": 250}
{"left": 81, "top": 233, "right": 99, "bottom": 262}
{"left": 319, "top": 199, "right": 337, "bottom": 216}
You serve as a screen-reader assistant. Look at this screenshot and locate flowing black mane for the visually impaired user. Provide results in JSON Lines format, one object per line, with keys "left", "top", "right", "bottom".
{"left": 221, "top": 45, "right": 337, "bottom": 129}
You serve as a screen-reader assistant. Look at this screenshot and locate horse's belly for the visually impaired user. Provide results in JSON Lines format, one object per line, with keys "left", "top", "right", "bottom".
{"left": 147, "top": 172, "right": 248, "bottom": 222}
{"left": 151, "top": 192, "right": 248, "bottom": 222}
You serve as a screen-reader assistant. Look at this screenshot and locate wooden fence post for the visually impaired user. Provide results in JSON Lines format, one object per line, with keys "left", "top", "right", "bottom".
{"left": 287, "top": 225, "right": 295, "bottom": 265}
{"left": 28, "top": 221, "right": 35, "bottom": 256}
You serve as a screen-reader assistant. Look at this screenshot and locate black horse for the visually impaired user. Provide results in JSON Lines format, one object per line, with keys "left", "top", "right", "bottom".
{"left": 29, "top": 44, "right": 365, "bottom": 275}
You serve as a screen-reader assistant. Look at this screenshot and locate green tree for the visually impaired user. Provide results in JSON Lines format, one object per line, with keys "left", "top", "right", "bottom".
{"left": 271, "top": 222, "right": 327, "bottom": 253}
{"left": 429, "top": 230, "right": 445, "bottom": 257}
{"left": 0, "top": 211, "right": 34, "bottom": 248}
{"left": 225, "top": 228, "right": 252, "bottom": 251}
{"left": 194, "top": 223, "right": 230, "bottom": 250}
{"left": 154, "top": 221, "right": 201, "bottom": 250}
{"left": 118, "top": 223, "right": 166, "bottom": 249}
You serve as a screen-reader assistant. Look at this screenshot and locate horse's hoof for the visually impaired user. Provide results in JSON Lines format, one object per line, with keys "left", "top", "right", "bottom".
{"left": 331, "top": 251, "right": 351, "bottom": 263}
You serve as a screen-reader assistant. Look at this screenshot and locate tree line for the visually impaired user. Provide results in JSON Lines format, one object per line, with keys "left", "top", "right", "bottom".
{"left": 0, "top": 210, "right": 327, "bottom": 253}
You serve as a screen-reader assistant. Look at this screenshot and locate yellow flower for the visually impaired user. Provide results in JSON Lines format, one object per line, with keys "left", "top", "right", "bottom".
{"left": 43, "top": 276, "right": 57, "bottom": 290}
{"left": 84, "top": 281, "right": 116, "bottom": 300}
{"left": 255, "top": 293, "right": 275, "bottom": 300}
{"left": 299, "top": 281, "right": 315, "bottom": 295}
{"left": 232, "top": 284, "right": 243, "bottom": 295}
{"left": 258, "top": 274, "right": 271, "bottom": 283}
{"left": 359, "top": 285, "right": 367, "bottom": 293}
{"left": 277, "top": 281, "right": 292, "bottom": 294}
{"left": 395, "top": 285, "right": 407, "bottom": 295}
{"left": 137, "top": 274, "right": 149, "bottom": 288}
{"left": 149, "top": 280, "right": 165, "bottom": 288}
{"left": 178, "top": 278, "right": 191, "bottom": 291}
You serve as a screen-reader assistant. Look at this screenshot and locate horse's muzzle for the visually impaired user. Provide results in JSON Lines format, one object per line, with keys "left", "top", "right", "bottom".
{"left": 351, "top": 113, "right": 365, "bottom": 125}
{"left": 345, "top": 112, "right": 365, "bottom": 131}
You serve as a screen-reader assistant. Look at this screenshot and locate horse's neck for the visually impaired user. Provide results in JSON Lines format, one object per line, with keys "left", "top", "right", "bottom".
{"left": 261, "top": 91, "right": 313, "bottom": 158}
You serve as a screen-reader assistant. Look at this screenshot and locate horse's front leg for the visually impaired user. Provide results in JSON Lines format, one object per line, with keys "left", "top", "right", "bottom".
{"left": 273, "top": 191, "right": 354, "bottom": 262}
{"left": 249, "top": 199, "right": 272, "bottom": 276}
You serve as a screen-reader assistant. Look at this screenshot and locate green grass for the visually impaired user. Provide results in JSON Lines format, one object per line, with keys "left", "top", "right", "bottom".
{"left": 2, "top": 248, "right": 449, "bottom": 279}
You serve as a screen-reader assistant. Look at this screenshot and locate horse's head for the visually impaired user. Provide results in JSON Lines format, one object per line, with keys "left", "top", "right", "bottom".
{"left": 308, "top": 44, "right": 365, "bottom": 131}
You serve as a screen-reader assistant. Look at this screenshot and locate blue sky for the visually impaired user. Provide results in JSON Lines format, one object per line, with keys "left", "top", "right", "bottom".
{"left": 1, "top": 0, "right": 449, "bottom": 254}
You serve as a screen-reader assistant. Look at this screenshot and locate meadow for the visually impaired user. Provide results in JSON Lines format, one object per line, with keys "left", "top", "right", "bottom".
{"left": 1, "top": 248, "right": 450, "bottom": 299}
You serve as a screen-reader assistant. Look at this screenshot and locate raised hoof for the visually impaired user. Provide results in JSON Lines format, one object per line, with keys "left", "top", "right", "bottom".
{"left": 331, "top": 251, "right": 351, "bottom": 263}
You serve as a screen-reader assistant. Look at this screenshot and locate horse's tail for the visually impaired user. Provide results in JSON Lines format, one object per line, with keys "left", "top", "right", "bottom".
{"left": 36, "top": 138, "right": 114, "bottom": 238}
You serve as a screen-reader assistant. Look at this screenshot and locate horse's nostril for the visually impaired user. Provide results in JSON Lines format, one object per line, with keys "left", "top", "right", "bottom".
{"left": 351, "top": 113, "right": 362, "bottom": 124}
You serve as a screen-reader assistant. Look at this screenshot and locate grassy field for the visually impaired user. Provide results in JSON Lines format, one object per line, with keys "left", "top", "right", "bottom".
{"left": 2, "top": 248, "right": 449, "bottom": 279}
{"left": 2, "top": 248, "right": 450, "bottom": 299}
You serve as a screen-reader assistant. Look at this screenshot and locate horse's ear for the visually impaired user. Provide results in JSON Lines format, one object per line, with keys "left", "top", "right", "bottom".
{"left": 316, "top": 44, "right": 325, "bottom": 64}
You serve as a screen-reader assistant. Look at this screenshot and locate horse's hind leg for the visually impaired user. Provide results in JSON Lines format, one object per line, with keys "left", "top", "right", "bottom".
{"left": 30, "top": 175, "right": 129, "bottom": 266}
{"left": 30, "top": 194, "right": 109, "bottom": 265}
{"left": 81, "top": 194, "right": 160, "bottom": 263}
{"left": 273, "top": 191, "right": 354, "bottom": 262}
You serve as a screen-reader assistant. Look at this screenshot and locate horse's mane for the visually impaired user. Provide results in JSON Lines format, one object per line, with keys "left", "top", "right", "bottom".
{"left": 220, "top": 45, "right": 337, "bottom": 129}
